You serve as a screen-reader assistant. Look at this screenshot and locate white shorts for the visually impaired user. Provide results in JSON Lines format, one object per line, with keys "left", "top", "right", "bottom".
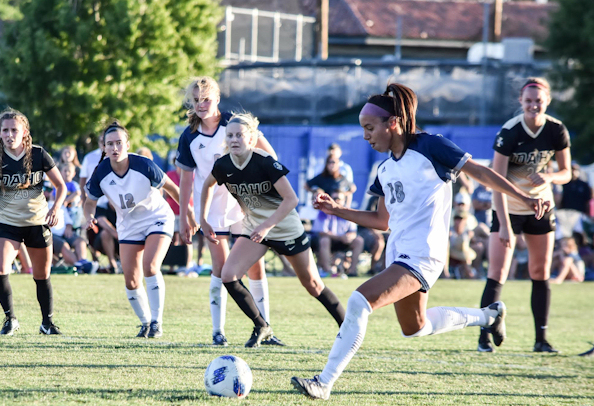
{"left": 386, "top": 246, "right": 444, "bottom": 292}
{"left": 201, "top": 220, "right": 242, "bottom": 236}
{"left": 119, "top": 212, "right": 174, "bottom": 244}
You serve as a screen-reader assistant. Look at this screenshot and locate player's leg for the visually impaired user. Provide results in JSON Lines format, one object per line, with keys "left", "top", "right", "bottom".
{"left": 142, "top": 233, "right": 171, "bottom": 338}
{"left": 524, "top": 231, "right": 558, "bottom": 352}
{"left": 28, "top": 230, "right": 61, "bottom": 335}
{"left": 246, "top": 258, "right": 269, "bottom": 322}
{"left": 292, "top": 263, "right": 420, "bottom": 399}
{"left": 120, "top": 243, "right": 151, "bottom": 337}
{"left": 0, "top": 237, "right": 21, "bottom": 335}
{"left": 206, "top": 234, "right": 231, "bottom": 345}
{"left": 286, "top": 248, "right": 345, "bottom": 326}
{"left": 220, "top": 237, "right": 271, "bottom": 347}
{"left": 478, "top": 230, "right": 516, "bottom": 351}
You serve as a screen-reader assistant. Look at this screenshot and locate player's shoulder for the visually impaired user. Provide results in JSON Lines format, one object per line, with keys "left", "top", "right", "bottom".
{"left": 252, "top": 148, "right": 272, "bottom": 160}
{"left": 128, "top": 153, "right": 156, "bottom": 169}
{"left": 93, "top": 157, "right": 113, "bottom": 180}
{"left": 500, "top": 114, "right": 524, "bottom": 132}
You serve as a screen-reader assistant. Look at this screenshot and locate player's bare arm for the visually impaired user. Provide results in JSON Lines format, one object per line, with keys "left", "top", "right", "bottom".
{"left": 250, "top": 176, "right": 298, "bottom": 243}
{"left": 199, "top": 173, "right": 219, "bottom": 244}
{"left": 313, "top": 193, "right": 389, "bottom": 231}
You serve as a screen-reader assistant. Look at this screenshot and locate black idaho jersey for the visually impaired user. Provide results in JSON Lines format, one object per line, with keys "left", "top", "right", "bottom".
{"left": 493, "top": 114, "right": 570, "bottom": 214}
{"left": 212, "top": 149, "right": 304, "bottom": 240}
{"left": 0, "top": 145, "right": 55, "bottom": 226}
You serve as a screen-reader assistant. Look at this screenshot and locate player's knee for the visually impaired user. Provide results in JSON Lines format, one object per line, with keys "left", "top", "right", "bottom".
{"left": 347, "top": 290, "right": 372, "bottom": 317}
{"left": 401, "top": 320, "right": 432, "bottom": 338}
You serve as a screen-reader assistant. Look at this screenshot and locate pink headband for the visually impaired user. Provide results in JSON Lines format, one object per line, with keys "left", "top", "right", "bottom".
{"left": 521, "top": 83, "right": 548, "bottom": 93}
{"left": 360, "top": 103, "right": 392, "bottom": 118}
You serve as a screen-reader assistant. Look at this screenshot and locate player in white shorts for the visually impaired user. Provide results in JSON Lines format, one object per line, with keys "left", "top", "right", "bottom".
{"left": 291, "top": 83, "right": 549, "bottom": 400}
{"left": 176, "top": 76, "right": 281, "bottom": 346}
{"left": 84, "top": 120, "right": 193, "bottom": 338}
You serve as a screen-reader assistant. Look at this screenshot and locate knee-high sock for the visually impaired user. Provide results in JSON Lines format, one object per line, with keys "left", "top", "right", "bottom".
{"left": 0, "top": 275, "right": 15, "bottom": 319}
{"left": 126, "top": 287, "right": 150, "bottom": 325}
{"left": 319, "top": 291, "right": 372, "bottom": 387}
{"left": 145, "top": 273, "right": 165, "bottom": 323}
{"left": 35, "top": 278, "right": 53, "bottom": 325}
{"left": 531, "top": 279, "right": 550, "bottom": 342}
{"left": 248, "top": 277, "right": 270, "bottom": 323}
{"left": 224, "top": 280, "right": 267, "bottom": 328}
{"left": 479, "top": 278, "right": 503, "bottom": 336}
{"left": 209, "top": 275, "right": 227, "bottom": 335}
{"left": 316, "top": 287, "right": 345, "bottom": 327}
{"left": 402, "top": 305, "right": 496, "bottom": 338}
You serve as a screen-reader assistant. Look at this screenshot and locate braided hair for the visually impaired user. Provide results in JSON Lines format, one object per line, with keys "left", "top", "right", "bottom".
{"left": 0, "top": 108, "right": 33, "bottom": 193}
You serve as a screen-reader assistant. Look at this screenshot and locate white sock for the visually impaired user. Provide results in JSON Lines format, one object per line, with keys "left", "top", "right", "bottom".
{"left": 145, "top": 273, "right": 165, "bottom": 323}
{"left": 210, "top": 275, "right": 227, "bottom": 335}
{"left": 248, "top": 277, "right": 270, "bottom": 323}
{"left": 126, "top": 287, "right": 150, "bottom": 325}
{"left": 402, "top": 306, "right": 490, "bottom": 338}
{"left": 319, "top": 291, "right": 372, "bottom": 387}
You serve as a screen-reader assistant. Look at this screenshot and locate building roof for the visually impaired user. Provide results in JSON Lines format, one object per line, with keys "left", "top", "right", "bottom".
{"left": 220, "top": 0, "right": 557, "bottom": 44}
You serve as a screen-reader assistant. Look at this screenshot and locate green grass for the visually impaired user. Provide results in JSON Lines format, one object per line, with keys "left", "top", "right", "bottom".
{"left": 1, "top": 275, "right": 593, "bottom": 405}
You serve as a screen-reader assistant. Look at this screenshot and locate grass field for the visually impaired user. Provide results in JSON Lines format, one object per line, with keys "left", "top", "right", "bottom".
{"left": 1, "top": 274, "right": 593, "bottom": 405}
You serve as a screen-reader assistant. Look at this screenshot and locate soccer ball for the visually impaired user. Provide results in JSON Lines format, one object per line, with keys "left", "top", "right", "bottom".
{"left": 204, "top": 355, "right": 253, "bottom": 398}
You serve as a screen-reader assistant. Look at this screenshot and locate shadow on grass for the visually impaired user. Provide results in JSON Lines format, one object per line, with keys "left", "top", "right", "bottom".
{"left": 1, "top": 388, "right": 211, "bottom": 402}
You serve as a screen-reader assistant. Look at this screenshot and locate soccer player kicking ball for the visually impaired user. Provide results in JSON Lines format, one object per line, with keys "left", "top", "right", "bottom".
{"left": 291, "top": 83, "right": 549, "bottom": 400}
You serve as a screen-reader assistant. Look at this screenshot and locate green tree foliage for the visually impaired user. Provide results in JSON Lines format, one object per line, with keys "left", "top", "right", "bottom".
{"left": 547, "top": 0, "right": 594, "bottom": 162}
{"left": 0, "top": 0, "right": 222, "bottom": 151}
{"left": 0, "top": 0, "right": 23, "bottom": 20}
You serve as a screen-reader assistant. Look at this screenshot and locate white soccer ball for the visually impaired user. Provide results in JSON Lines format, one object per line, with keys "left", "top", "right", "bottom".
{"left": 204, "top": 355, "right": 253, "bottom": 398}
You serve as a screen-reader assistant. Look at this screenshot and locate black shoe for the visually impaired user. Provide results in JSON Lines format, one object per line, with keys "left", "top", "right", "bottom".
{"left": 40, "top": 322, "right": 62, "bottom": 335}
{"left": 261, "top": 335, "right": 286, "bottom": 346}
{"left": 486, "top": 301, "right": 506, "bottom": 346}
{"left": 147, "top": 321, "right": 162, "bottom": 338}
{"left": 245, "top": 324, "right": 273, "bottom": 348}
{"left": 136, "top": 324, "right": 149, "bottom": 338}
{"left": 578, "top": 345, "right": 594, "bottom": 357}
{"left": 291, "top": 375, "right": 331, "bottom": 400}
{"left": 0, "top": 317, "right": 19, "bottom": 336}
{"left": 477, "top": 336, "right": 494, "bottom": 353}
{"left": 212, "top": 332, "right": 228, "bottom": 346}
{"left": 533, "top": 340, "right": 559, "bottom": 353}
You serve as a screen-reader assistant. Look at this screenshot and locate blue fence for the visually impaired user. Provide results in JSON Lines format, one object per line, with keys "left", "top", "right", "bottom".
{"left": 261, "top": 124, "right": 500, "bottom": 209}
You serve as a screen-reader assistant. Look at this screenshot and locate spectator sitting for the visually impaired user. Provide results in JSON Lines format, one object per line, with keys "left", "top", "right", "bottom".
{"left": 57, "top": 162, "right": 84, "bottom": 232}
{"left": 306, "top": 155, "right": 356, "bottom": 206}
{"left": 136, "top": 146, "right": 154, "bottom": 160}
{"left": 357, "top": 195, "right": 386, "bottom": 275}
{"left": 43, "top": 181, "right": 98, "bottom": 274}
{"left": 453, "top": 191, "right": 478, "bottom": 231}
{"left": 448, "top": 208, "right": 477, "bottom": 279}
{"left": 57, "top": 145, "right": 81, "bottom": 182}
{"left": 555, "top": 162, "right": 592, "bottom": 239}
{"left": 551, "top": 237, "right": 585, "bottom": 284}
{"left": 314, "top": 143, "right": 354, "bottom": 183}
{"left": 311, "top": 192, "right": 364, "bottom": 277}
{"left": 472, "top": 183, "right": 493, "bottom": 226}
{"left": 87, "top": 198, "right": 120, "bottom": 274}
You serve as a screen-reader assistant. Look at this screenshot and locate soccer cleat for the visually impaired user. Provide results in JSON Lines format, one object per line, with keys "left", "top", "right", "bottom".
{"left": 578, "top": 345, "right": 594, "bottom": 357}
{"left": 212, "top": 332, "right": 228, "bottom": 346}
{"left": 136, "top": 324, "right": 149, "bottom": 338}
{"left": 0, "top": 317, "right": 19, "bottom": 336}
{"left": 39, "top": 322, "right": 62, "bottom": 335}
{"left": 261, "top": 335, "right": 286, "bottom": 346}
{"left": 147, "top": 321, "right": 162, "bottom": 338}
{"left": 245, "top": 324, "right": 273, "bottom": 348}
{"left": 291, "top": 375, "right": 331, "bottom": 400}
{"left": 533, "top": 340, "right": 560, "bottom": 353}
{"left": 477, "top": 337, "right": 494, "bottom": 353}
{"left": 485, "top": 301, "right": 506, "bottom": 346}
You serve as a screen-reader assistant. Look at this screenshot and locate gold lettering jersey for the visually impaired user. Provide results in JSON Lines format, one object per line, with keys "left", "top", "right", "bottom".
{"left": 493, "top": 114, "right": 570, "bottom": 215}
{"left": 211, "top": 149, "right": 304, "bottom": 241}
{"left": 0, "top": 146, "right": 55, "bottom": 226}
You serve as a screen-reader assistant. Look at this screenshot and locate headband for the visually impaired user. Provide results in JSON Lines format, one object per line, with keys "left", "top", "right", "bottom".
{"left": 360, "top": 103, "right": 392, "bottom": 118}
{"left": 360, "top": 95, "right": 396, "bottom": 117}
{"left": 521, "top": 83, "right": 548, "bottom": 93}
{"left": 104, "top": 125, "right": 124, "bottom": 136}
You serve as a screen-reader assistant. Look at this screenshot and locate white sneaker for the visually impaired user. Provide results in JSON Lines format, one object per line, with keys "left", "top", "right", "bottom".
{"left": 482, "top": 301, "right": 506, "bottom": 347}
{"left": 291, "top": 375, "right": 331, "bottom": 400}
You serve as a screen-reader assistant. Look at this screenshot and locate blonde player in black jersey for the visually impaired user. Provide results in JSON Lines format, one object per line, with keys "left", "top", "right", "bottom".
{"left": 200, "top": 112, "right": 345, "bottom": 348}
{"left": 0, "top": 108, "right": 67, "bottom": 336}
{"left": 477, "top": 77, "right": 572, "bottom": 353}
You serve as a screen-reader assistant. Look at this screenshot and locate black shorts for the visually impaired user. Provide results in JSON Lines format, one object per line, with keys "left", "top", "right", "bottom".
{"left": 491, "top": 210, "right": 556, "bottom": 235}
{"left": 0, "top": 223, "right": 52, "bottom": 248}
{"left": 238, "top": 231, "right": 311, "bottom": 256}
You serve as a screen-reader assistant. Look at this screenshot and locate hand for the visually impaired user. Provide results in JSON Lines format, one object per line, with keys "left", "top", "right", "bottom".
{"left": 250, "top": 224, "right": 272, "bottom": 243}
{"left": 64, "top": 227, "right": 73, "bottom": 239}
{"left": 525, "top": 197, "right": 550, "bottom": 220}
{"left": 313, "top": 193, "right": 340, "bottom": 214}
{"left": 498, "top": 225, "right": 512, "bottom": 249}
{"left": 187, "top": 211, "right": 199, "bottom": 236}
{"left": 527, "top": 172, "right": 549, "bottom": 187}
{"left": 85, "top": 217, "right": 99, "bottom": 233}
{"left": 200, "top": 220, "right": 218, "bottom": 244}
{"left": 45, "top": 207, "right": 59, "bottom": 227}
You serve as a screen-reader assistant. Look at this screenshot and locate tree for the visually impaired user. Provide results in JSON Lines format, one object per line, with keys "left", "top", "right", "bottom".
{"left": 0, "top": 0, "right": 223, "bottom": 151}
{"left": 547, "top": 0, "right": 594, "bottom": 162}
